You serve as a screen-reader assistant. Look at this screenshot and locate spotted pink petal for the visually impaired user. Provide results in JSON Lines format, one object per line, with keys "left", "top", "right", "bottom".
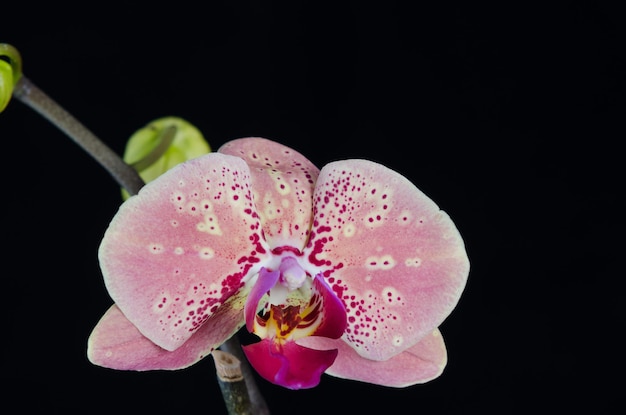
{"left": 99, "top": 153, "right": 272, "bottom": 351}
{"left": 218, "top": 137, "right": 320, "bottom": 251}
{"left": 87, "top": 304, "right": 243, "bottom": 370}
{"left": 305, "top": 160, "right": 469, "bottom": 361}
{"left": 242, "top": 338, "right": 338, "bottom": 389}
{"left": 298, "top": 328, "right": 448, "bottom": 387}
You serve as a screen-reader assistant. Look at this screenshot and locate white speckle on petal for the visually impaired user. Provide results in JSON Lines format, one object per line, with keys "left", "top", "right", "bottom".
{"left": 171, "top": 191, "right": 186, "bottom": 211}
{"left": 186, "top": 201, "right": 200, "bottom": 215}
{"left": 405, "top": 257, "right": 421, "bottom": 267}
{"left": 174, "top": 247, "right": 185, "bottom": 255}
{"left": 149, "top": 243, "right": 165, "bottom": 254}
{"left": 392, "top": 334, "right": 403, "bottom": 346}
{"left": 170, "top": 220, "right": 179, "bottom": 227}
{"left": 197, "top": 214, "right": 222, "bottom": 235}
{"left": 198, "top": 247, "right": 215, "bottom": 259}
{"left": 343, "top": 223, "right": 356, "bottom": 238}
{"left": 260, "top": 191, "right": 281, "bottom": 220}
{"left": 382, "top": 287, "right": 404, "bottom": 306}
{"left": 364, "top": 209, "right": 387, "bottom": 228}
{"left": 364, "top": 254, "right": 396, "bottom": 270}
{"left": 275, "top": 180, "right": 291, "bottom": 195}
{"left": 397, "top": 209, "right": 412, "bottom": 225}
{"left": 200, "top": 199, "right": 213, "bottom": 212}
{"left": 264, "top": 206, "right": 279, "bottom": 220}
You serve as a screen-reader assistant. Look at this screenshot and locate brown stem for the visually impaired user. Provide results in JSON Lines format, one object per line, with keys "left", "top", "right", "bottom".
{"left": 12, "top": 76, "right": 145, "bottom": 196}
{"left": 213, "top": 350, "right": 253, "bottom": 415}
{"left": 220, "top": 335, "right": 270, "bottom": 415}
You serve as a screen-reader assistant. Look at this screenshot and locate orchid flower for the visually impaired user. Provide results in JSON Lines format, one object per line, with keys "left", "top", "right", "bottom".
{"left": 88, "top": 137, "right": 469, "bottom": 389}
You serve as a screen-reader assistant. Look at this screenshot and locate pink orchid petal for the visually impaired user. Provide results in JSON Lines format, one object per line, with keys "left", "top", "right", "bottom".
{"left": 242, "top": 338, "right": 338, "bottom": 389}
{"left": 88, "top": 304, "right": 243, "bottom": 370}
{"left": 244, "top": 268, "right": 280, "bottom": 332}
{"left": 218, "top": 137, "right": 320, "bottom": 251}
{"left": 306, "top": 160, "right": 469, "bottom": 361}
{"left": 298, "top": 328, "right": 447, "bottom": 387}
{"left": 99, "top": 153, "right": 271, "bottom": 351}
{"left": 310, "top": 273, "right": 347, "bottom": 339}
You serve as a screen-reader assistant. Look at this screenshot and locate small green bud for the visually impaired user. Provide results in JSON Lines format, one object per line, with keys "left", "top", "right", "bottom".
{"left": 0, "top": 59, "right": 13, "bottom": 113}
{"left": 122, "top": 116, "right": 211, "bottom": 199}
{"left": 0, "top": 43, "right": 23, "bottom": 113}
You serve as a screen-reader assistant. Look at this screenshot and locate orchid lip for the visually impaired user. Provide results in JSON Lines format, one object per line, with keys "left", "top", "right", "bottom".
{"left": 241, "top": 255, "right": 348, "bottom": 389}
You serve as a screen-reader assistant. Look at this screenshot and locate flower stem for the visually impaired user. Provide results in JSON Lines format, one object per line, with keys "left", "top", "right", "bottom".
{"left": 12, "top": 75, "right": 146, "bottom": 195}
{"left": 213, "top": 350, "right": 253, "bottom": 415}
{"left": 220, "top": 335, "right": 270, "bottom": 415}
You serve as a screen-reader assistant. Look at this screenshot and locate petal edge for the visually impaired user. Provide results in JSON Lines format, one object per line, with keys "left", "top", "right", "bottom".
{"left": 299, "top": 328, "right": 448, "bottom": 387}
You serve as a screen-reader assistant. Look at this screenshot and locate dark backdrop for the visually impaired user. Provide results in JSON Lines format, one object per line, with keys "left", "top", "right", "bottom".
{"left": 2, "top": 2, "right": 622, "bottom": 413}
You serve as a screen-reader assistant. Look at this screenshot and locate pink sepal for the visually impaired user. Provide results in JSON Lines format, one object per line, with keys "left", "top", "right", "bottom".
{"left": 298, "top": 328, "right": 448, "bottom": 387}
{"left": 88, "top": 304, "right": 242, "bottom": 370}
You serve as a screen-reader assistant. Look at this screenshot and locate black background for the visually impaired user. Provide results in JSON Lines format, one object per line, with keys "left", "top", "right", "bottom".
{"left": 2, "top": 2, "right": 622, "bottom": 413}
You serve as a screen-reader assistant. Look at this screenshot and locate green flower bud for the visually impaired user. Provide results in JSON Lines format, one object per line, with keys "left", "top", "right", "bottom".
{"left": 0, "top": 59, "right": 13, "bottom": 113}
{"left": 122, "top": 116, "right": 211, "bottom": 199}
{"left": 0, "top": 43, "right": 22, "bottom": 113}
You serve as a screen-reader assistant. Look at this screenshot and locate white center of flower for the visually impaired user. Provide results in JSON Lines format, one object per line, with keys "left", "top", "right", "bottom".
{"left": 279, "top": 256, "right": 306, "bottom": 290}
{"left": 267, "top": 256, "right": 308, "bottom": 306}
